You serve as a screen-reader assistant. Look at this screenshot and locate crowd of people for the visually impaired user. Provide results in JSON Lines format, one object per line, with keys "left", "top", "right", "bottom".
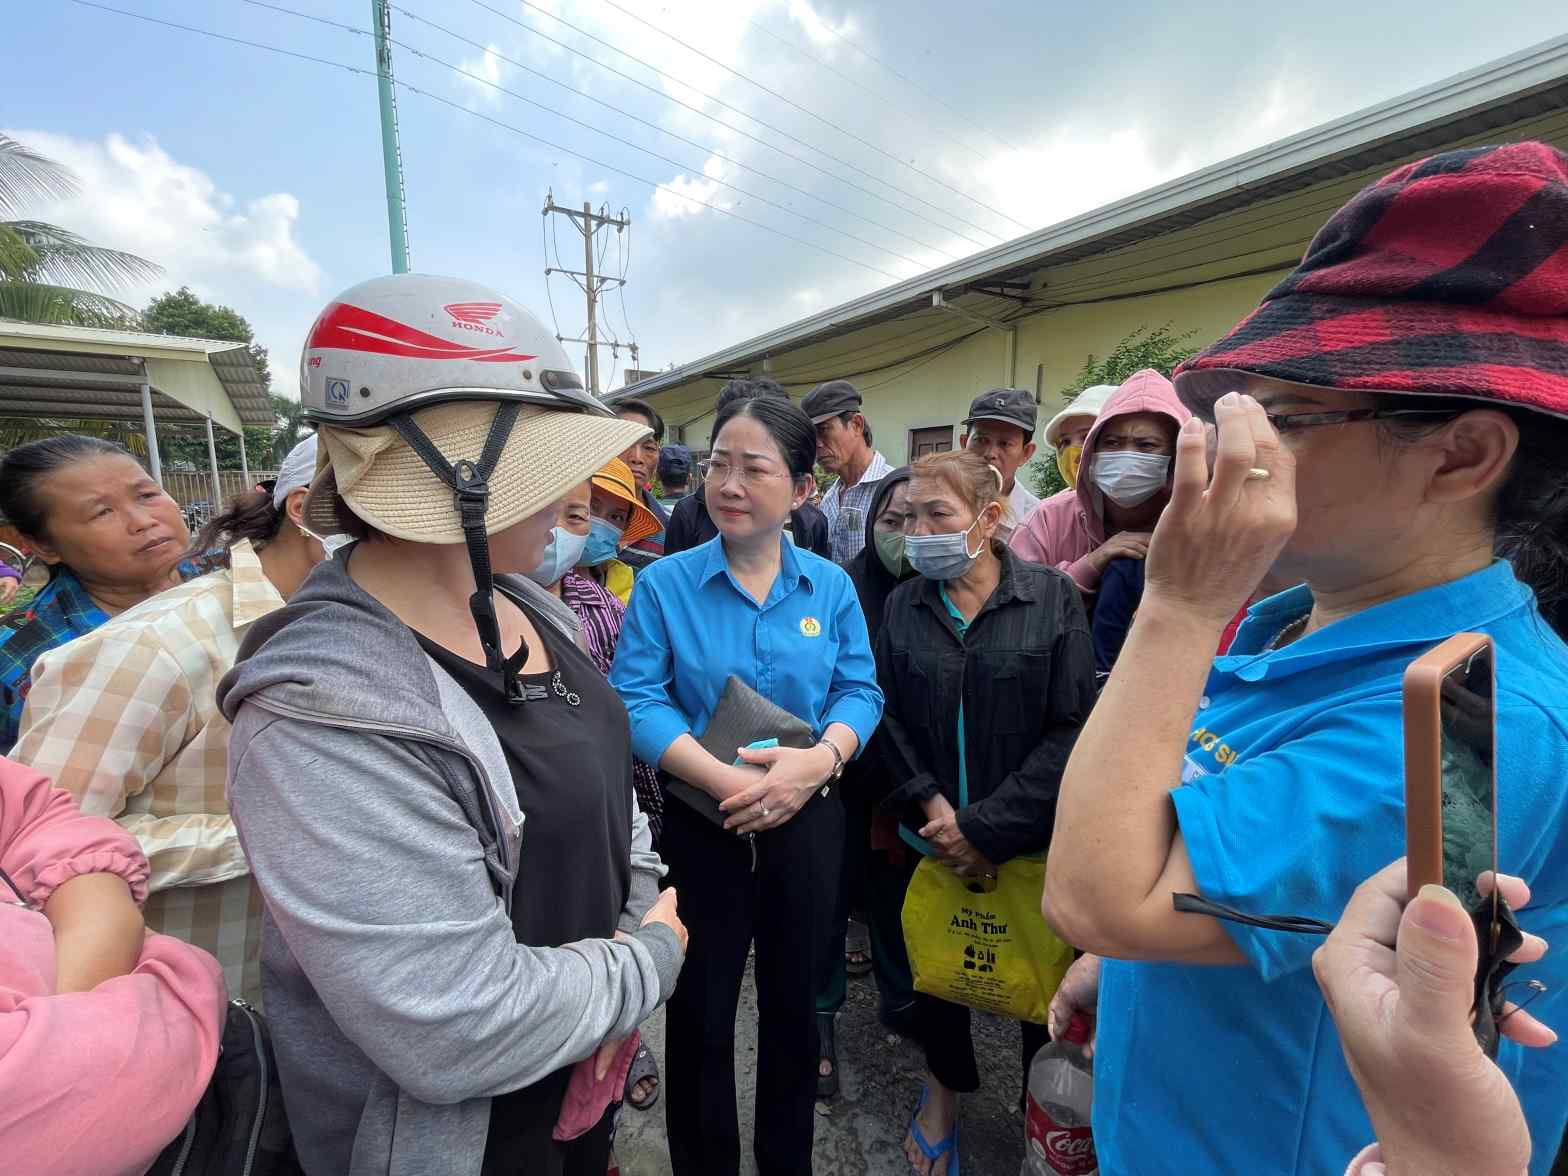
{"left": 0, "top": 140, "right": 1566, "bottom": 1176}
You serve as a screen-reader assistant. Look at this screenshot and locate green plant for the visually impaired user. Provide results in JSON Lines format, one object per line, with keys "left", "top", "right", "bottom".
{"left": 1026, "top": 323, "right": 1200, "bottom": 499}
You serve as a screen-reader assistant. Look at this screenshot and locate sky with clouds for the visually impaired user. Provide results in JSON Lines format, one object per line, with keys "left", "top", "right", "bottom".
{"left": 8, "top": 1, "right": 1566, "bottom": 403}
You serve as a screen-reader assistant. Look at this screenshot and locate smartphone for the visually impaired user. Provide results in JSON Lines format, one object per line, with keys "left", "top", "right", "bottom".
{"left": 1403, "top": 633, "right": 1499, "bottom": 947}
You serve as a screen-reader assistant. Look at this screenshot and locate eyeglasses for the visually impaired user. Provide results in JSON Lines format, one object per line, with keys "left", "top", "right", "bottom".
{"left": 699, "top": 459, "right": 793, "bottom": 488}
{"left": 1262, "top": 408, "right": 1460, "bottom": 435}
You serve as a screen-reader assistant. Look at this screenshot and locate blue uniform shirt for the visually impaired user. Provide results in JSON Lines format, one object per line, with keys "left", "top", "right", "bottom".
{"left": 1094, "top": 561, "right": 1568, "bottom": 1176}
{"left": 610, "top": 534, "right": 883, "bottom": 766}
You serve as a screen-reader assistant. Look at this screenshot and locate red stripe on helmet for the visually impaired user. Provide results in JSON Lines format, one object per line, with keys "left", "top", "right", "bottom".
{"left": 307, "top": 302, "right": 537, "bottom": 363}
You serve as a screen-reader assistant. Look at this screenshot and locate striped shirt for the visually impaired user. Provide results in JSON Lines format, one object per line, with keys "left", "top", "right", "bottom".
{"left": 11, "top": 540, "right": 282, "bottom": 1002}
{"left": 819, "top": 450, "right": 892, "bottom": 564}
{"left": 560, "top": 570, "right": 665, "bottom": 839}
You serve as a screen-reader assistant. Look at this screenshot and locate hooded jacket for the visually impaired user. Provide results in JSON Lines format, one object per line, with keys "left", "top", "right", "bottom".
{"left": 1008, "top": 369, "right": 1190, "bottom": 592}
{"left": 217, "top": 552, "right": 681, "bottom": 1176}
{"left": 843, "top": 465, "right": 914, "bottom": 646}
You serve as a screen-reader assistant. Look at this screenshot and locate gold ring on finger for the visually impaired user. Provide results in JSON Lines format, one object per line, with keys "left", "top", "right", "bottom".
{"left": 1246, "top": 467, "right": 1271, "bottom": 481}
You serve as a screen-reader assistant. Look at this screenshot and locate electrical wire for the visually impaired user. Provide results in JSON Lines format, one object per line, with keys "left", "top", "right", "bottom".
{"left": 386, "top": 3, "right": 963, "bottom": 261}
{"left": 614, "top": 212, "right": 636, "bottom": 348}
{"left": 540, "top": 210, "right": 563, "bottom": 339}
{"left": 738, "top": 11, "right": 993, "bottom": 165}
{"left": 467, "top": 0, "right": 1003, "bottom": 249}
{"left": 69, "top": 0, "right": 908, "bottom": 281}
{"left": 243, "top": 0, "right": 933, "bottom": 271}
{"left": 598, "top": 0, "right": 1030, "bottom": 234}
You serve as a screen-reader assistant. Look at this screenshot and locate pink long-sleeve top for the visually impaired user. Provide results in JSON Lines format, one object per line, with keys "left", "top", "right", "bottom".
{"left": 0, "top": 756, "right": 226, "bottom": 1176}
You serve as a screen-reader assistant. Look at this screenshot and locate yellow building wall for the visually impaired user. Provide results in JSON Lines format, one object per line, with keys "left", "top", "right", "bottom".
{"left": 848, "top": 268, "right": 1285, "bottom": 465}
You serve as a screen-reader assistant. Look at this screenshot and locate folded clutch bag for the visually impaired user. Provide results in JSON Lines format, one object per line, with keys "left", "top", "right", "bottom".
{"left": 666, "top": 676, "right": 816, "bottom": 826}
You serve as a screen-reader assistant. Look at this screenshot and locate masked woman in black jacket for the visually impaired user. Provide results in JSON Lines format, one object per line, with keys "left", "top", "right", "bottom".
{"left": 875, "top": 449, "right": 1096, "bottom": 1176}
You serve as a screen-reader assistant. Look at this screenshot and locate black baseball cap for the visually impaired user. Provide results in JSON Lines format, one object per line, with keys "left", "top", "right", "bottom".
{"left": 963, "top": 387, "right": 1038, "bottom": 436}
{"left": 658, "top": 444, "right": 693, "bottom": 479}
{"left": 801, "top": 379, "right": 863, "bottom": 424}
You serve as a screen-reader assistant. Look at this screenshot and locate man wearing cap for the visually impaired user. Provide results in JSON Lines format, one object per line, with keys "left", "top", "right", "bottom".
{"left": 656, "top": 444, "right": 694, "bottom": 510}
{"left": 802, "top": 379, "right": 891, "bottom": 564}
{"left": 960, "top": 387, "right": 1041, "bottom": 533}
{"left": 615, "top": 398, "right": 672, "bottom": 570}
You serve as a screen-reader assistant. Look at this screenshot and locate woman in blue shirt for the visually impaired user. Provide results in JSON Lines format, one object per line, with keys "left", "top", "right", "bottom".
{"left": 1041, "top": 141, "right": 1568, "bottom": 1176}
{"left": 611, "top": 395, "right": 883, "bottom": 1176}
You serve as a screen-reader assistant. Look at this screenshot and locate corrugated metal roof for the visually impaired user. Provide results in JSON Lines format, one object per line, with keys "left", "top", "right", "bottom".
{"left": 611, "top": 32, "right": 1568, "bottom": 404}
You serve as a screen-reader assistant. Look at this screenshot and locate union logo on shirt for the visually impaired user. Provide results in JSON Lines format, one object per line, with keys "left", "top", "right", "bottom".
{"left": 799, "top": 616, "right": 822, "bottom": 638}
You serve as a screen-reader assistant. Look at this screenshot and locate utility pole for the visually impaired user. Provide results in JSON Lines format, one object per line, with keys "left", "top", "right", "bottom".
{"left": 542, "top": 195, "right": 630, "bottom": 396}
{"left": 371, "top": 0, "right": 411, "bottom": 273}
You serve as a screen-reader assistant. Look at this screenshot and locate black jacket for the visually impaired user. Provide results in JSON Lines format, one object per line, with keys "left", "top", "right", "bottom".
{"left": 663, "top": 484, "right": 832, "bottom": 560}
{"left": 875, "top": 548, "right": 1096, "bottom": 864}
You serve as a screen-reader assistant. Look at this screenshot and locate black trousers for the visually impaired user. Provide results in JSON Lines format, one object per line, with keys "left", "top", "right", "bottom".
{"left": 662, "top": 789, "right": 845, "bottom": 1176}
{"left": 896, "top": 852, "right": 1049, "bottom": 1096}
{"left": 481, "top": 1073, "right": 613, "bottom": 1176}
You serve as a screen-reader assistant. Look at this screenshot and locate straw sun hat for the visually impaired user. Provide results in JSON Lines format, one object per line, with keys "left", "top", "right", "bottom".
{"left": 303, "top": 399, "right": 649, "bottom": 544}
{"left": 590, "top": 457, "right": 662, "bottom": 547}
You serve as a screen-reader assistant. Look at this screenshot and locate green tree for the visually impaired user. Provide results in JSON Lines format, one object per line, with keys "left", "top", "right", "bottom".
{"left": 1025, "top": 322, "right": 1200, "bottom": 499}
{"left": 0, "top": 133, "right": 161, "bottom": 327}
{"left": 142, "top": 287, "right": 296, "bottom": 469}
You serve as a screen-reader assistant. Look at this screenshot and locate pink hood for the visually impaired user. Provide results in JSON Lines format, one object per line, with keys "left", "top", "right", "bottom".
{"left": 1008, "top": 368, "right": 1190, "bottom": 591}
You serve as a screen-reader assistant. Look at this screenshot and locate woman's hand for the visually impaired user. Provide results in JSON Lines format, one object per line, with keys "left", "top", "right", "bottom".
{"left": 917, "top": 800, "right": 997, "bottom": 878}
{"left": 0, "top": 576, "right": 19, "bottom": 605}
{"left": 719, "top": 744, "right": 836, "bottom": 834}
{"left": 1087, "top": 531, "right": 1152, "bottom": 574}
{"left": 45, "top": 872, "right": 146, "bottom": 993}
{"left": 1047, "top": 953, "right": 1102, "bottom": 1058}
{"left": 1143, "top": 393, "right": 1297, "bottom": 628}
{"left": 1313, "top": 860, "right": 1550, "bottom": 1176}
{"left": 640, "top": 887, "right": 688, "bottom": 953}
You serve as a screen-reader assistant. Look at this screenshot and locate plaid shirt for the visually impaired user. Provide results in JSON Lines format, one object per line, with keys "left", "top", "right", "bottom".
{"left": 819, "top": 450, "right": 892, "bottom": 564}
{"left": 561, "top": 570, "right": 664, "bottom": 840}
{"left": 11, "top": 540, "right": 282, "bottom": 1002}
{"left": 0, "top": 568, "right": 109, "bottom": 753}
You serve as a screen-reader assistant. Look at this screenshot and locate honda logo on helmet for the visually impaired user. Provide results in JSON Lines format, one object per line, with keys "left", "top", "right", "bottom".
{"left": 445, "top": 301, "right": 504, "bottom": 338}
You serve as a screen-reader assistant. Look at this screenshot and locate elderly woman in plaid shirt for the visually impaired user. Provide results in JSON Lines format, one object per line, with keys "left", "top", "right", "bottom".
{"left": 0, "top": 436, "right": 192, "bottom": 752}
{"left": 9, "top": 435, "right": 325, "bottom": 1003}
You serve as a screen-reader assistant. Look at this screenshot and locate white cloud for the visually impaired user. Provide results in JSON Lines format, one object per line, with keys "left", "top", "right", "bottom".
{"left": 787, "top": 0, "right": 853, "bottom": 47}
{"left": 651, "top": 154, "right": 728, "bottom": 219}
{"left": 6, "top": 129, "right": 325, "bottom": 396}
{"left": 456, "top": 44, "right": 507, "bottom": 107}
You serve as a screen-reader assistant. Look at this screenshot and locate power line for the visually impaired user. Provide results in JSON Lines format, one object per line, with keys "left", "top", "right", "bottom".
{"left": 808, "top": 15, "right": 1017, "bottom": 158}
{"left": 598, "top": 0, "right": 1030, "bottom": 234}
{"left": 382, "top": 3, "right": 965, "bottom": 263}
{"left": 464, "top": 0, "right": 1002, "bottom": 250}
{"left": 67, "top": 0, "right": 907, "bottom": 281}
{"left": 738, "top": 12, "right": 992, "bottom": 165}
{"left": 242, "top": 0, "right": 936, "bottom": 271}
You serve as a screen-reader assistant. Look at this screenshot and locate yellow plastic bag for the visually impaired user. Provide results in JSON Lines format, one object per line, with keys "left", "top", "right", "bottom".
{"left": 901, "top": 856, "right": 1074, "bottom": 1024}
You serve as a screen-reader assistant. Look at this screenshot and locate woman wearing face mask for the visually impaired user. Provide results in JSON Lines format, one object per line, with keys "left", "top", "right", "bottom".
{"left": 816, "top": 465, "right": 918, "bottom": 1099}
{"left": 1009, "top": 370, "right": 1189, "bottom": 601}
{"left": 875, "top": 449, "right": 1097, "bottom": 1176}
{"left": 10, "top": 435, "right": 325, "bottom": 1003}
{"left": 611, "top": 394, "right": 883, "bottom": 1176}
{"left": 577, "top": 459, "right": 661, "bottom": 606}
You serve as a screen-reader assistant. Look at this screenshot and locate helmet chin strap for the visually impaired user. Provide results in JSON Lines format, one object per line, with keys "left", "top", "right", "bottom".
{"left": 387, "top": 403, "right": 533, "bottom": 703}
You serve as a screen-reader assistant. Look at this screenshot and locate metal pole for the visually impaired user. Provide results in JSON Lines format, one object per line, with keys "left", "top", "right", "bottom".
{"left": 205, "top": 416, "right": 222, "bottom": 508}
{"left": 372, "top": 1, "right": 411, "bottom": 273}
{"left": 582, "top": 202, "right": 599, "bottom": 396}
{"left": 140, "top": 381, "right": 162, "bottom": 486}
{"left": 239, "top": 431, "right": 250, "bottom": 486}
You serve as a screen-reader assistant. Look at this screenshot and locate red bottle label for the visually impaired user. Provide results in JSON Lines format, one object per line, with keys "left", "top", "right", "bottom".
{"left": 1024, "top": 1092, "right": 1097, "bottom": 1175}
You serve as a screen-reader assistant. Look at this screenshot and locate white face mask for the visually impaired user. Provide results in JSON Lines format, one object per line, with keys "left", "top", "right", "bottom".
{"left": 1090, "top": 451, "right": 1171, "bottom": 508}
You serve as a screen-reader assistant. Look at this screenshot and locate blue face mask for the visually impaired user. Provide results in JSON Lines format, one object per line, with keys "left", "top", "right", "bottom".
{"left": 525, "top": 526, "right": 590, "bottom": 586}
{"left": 579, "top": 517, "right": 625, "bottom": 566}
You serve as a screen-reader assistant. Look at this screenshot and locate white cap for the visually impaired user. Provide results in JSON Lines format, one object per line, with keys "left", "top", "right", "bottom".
{"left": 1043, "top": 384, "right": 1119, "bottom": 450}
{"left": 273, "top": 433, "right": 319, "bottom": 510}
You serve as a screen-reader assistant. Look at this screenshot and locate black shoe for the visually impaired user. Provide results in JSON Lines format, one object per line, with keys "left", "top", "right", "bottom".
{"left": 816, "top": 1011, "right": 840, "bottom": 1100}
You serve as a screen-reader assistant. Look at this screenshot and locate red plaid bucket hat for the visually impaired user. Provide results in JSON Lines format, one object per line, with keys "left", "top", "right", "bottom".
{"left": 1175, "top": 141, "right": 1568, "bottom": 418}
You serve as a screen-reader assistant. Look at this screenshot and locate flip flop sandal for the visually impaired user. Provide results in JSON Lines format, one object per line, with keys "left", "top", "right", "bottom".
{"left": 816, "top": 1011, "right": 840, "bottom": 1100}
{"left": 908, "top": 1084, "right": 959, "bottom": 1176}
{"left": 845, "top": 918, "right": 873, "bottom": 977}
{"left": 624, "top": 1042, "right": 660, "bottom": 1111}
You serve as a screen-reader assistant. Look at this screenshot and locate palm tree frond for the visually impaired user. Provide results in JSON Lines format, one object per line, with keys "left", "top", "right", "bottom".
{"left": 0, "top": 134, "right": 81, "bottom": 218}
{"left": 0, "top": 417, "right": 147, "bottom": 455}
{"left": 0, "top": 224, "right": 40, "bottom": 280}
{"left": 0, "top": 281, "right": 141, "bottom": 327}
{"left": 6, "top": 220, "right": 163, "bottom": 291}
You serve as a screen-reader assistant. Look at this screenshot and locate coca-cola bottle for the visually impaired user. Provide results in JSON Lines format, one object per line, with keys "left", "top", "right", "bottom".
{"left": 1021, "top": 1013, "right": 1097, "bottom": 1176}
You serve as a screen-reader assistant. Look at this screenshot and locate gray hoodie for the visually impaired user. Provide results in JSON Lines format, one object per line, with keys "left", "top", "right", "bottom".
{"left": 218, "top": 552, "right": 682, "bottom": 1176}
